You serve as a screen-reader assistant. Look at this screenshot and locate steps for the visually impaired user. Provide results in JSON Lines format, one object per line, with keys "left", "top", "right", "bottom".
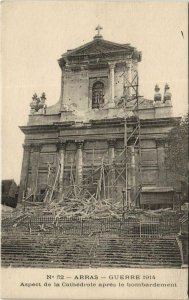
{"left": 1, "top": 229, "right": 182, "bottom": 268}
{"left": 92, "top": 233, "right": 182, "bottom": 268}
{"left": 1, "top": 232, "right": 95, "bottom": 268}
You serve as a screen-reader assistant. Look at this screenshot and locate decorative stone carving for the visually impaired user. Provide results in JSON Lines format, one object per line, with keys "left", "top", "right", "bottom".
{"left": 39, "top": 92, "right": 46, "bottom": 108}
{"left": 75, "top": 140, "right": 84, "bottom": 149}
{"left": 108, "top": 62, "right": 116, "bottom": 70}
{"left": 30, "top": 93, "right": 47, "bottom": 112}
{"left": 154, "top": 84, "right": 162, "bottom": 101}
{"left": 30, "top": 93, "right": 40, "bottom": 110}
{"left": 57, "top": 141, "right": 67, "bottom": 151}
{"left": 163, "top": 83, "right": 172, "bottom": 102}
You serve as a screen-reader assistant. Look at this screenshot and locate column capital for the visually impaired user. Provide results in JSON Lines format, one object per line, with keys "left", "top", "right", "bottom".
{"left": 75, "top": 140, "right": 84, "bottom": 149}
{"left": 107, "top": 139, "right": 116, "bottom": 148}
{"left": 31, "top": 143, "right": 43, "bottom": 152}
{"left": 108, "top": 62, "right": 116, "bottom": 69}
{"left": 22, "top": 144, "right": 32, "bottom": 151}
{"left": 57, "top": 140, "right": 67, "bottom": 150}
{"left": 156, "top": 139, "right": 165, "bottom": 148}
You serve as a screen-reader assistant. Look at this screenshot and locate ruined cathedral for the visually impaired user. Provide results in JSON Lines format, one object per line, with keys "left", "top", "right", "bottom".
{"left": 18, "top": 26, "right": 178, "bottom": 210}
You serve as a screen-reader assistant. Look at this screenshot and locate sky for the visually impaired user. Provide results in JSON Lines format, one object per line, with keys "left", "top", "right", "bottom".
{"left": 1, "top": 1, "right": 188, "bottom": 184}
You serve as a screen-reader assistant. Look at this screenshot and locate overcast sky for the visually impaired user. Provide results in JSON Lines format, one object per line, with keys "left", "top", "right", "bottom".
{"left": 1, "top": 1, "right": 188, "bottom": 184}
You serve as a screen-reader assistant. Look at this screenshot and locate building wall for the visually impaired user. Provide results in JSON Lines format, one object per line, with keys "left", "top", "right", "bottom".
{"left": 20, "top": 38, "right": 176, "bottom": 205}
{"left": 62, "top": 63, "right": 129, "bottom": 111}
{"left": 19, "top": 125, "right": 170, "bottom": 203}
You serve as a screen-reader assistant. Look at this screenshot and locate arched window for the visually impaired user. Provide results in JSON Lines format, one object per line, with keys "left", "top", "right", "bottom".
{"left": 92, "top": 81, "right": 105, "bottom": 109}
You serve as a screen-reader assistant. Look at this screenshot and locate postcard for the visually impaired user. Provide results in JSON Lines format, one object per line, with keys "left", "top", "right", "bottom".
{"left": 1, "top": 1, "right": 188, "bottom": 299}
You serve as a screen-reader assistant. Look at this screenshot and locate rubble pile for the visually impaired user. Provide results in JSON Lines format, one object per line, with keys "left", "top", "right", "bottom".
{"left": 46, "top": 187, "right": 123, "bottom": 219}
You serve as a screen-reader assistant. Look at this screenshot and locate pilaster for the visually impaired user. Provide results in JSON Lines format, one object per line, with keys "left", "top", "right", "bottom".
{"left": 107, "top": 139, "right": 116, "bottom": 163}
{"left": 108, "top": 62, "right": 116, "bottom": 102}
{"left": 75, "top": 140, "right": 84, "bottom": 185}
{"left": 156, "top": 139, "right": 166, "bottom": 186}
{"left": 57, "top": 140, "right": 67, "bottom": 194}
{"left": 107, "top": 139, "right": 116, "bottom": 198}
{"left": 31, "top": 143, "right": 42, "bottom": 199}
{"left": 18, "top": 144, "right": 32, "bottom": 202}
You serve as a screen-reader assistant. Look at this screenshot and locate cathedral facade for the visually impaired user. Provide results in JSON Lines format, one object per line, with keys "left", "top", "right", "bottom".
{"left": 18, "top": 27, "right": 179, "bottom": 210}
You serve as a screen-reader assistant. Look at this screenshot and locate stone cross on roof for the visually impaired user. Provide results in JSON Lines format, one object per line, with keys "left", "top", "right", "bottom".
{"left": 95, "top": 24, "right": 103, "bottom": 36}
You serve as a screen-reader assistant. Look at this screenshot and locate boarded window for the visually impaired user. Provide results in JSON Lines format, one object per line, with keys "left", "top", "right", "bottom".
{"left": 92, "top": 81, "right": 104, "bottom": 109}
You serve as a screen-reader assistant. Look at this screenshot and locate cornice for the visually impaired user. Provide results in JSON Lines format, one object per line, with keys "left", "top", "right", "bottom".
{"left": 19, "top": 124, "right": 57, "bottom": 134}
{"left": 19, "top": 117, "right": 181, "bottom": 134}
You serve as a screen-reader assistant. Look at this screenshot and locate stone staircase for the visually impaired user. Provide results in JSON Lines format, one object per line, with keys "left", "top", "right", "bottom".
{"left": 1, "top": 231, "right": 182, "bottom": 268}
{"left": 1, "top": 232, "right": 95, "bottom": 268}
{"left": 92, "top": 233, "right": 182, "bottom": 268}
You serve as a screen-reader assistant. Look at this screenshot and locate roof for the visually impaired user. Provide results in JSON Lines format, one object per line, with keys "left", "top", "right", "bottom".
{"left": 58, "top": 37, "right": 141, "bottom": 68}
{"left": 141, "top": 187, "right": 174, "bottom": 193}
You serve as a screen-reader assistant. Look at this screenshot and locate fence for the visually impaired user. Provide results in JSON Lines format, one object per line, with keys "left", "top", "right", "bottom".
{"left": 2, "top": 214, "right": 181, "bottom": 237}
{"left": 20, "top": 216, "right": 180, "bottom": 237}
{"left": 179, "top": 213, "right": 188, "bottom": 234}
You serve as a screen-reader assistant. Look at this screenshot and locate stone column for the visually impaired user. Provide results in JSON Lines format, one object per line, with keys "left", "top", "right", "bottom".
{"left": 108, "top": 139, "right": 116, "bottom": 163}
{"left": 156, "top": 139, "right": 166, "bottom": 186}
{"left": 57, "top": 141, "right": 66, "bottom": 194}
{"left": 108, "top": 62, "right": 116, "bottom": 101}
{"left": 108, "top": 139, "right": 116, "bottom": 198}
{"left": 18, "top": 144, "right": 31, "bottom": 202}
{"left": 75, "top": 140, "right": 84, "bottom": 186}
{"left": 31, "top": 144, "right": 42, "bottom": 200}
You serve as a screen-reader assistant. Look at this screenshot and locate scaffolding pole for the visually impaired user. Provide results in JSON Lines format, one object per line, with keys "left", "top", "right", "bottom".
{"left": 122, "top": 70, "right": 142, "bottom": 212}
{"left": 54, "top": 71, "right": 143, "bottom": 213}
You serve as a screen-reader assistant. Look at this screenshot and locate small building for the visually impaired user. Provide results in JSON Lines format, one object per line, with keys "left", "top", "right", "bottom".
{"left": 140, "top": 187, "right": 175, "bottom": 210}
{"left": 18, "top": 27, "right": 180, "bottom": 210}
{"left": 1, "top": 179, "right": 18, "bottom": 208}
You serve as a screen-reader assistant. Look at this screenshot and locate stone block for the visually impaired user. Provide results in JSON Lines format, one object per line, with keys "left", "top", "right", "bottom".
{"left": 141, "top": 170, "right": 158, "bottom": 185}
{"left": 141, "top": 149, "right": 157, "bottom": 162}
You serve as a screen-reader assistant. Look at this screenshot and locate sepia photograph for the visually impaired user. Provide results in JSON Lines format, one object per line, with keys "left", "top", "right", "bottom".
{"left": 1, "top": 1, "right": 188, "bottom": 299}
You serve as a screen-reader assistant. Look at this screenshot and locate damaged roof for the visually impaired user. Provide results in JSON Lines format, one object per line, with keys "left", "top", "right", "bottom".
{"left": 58, "top": 38, "right": 142, "bottom": 68}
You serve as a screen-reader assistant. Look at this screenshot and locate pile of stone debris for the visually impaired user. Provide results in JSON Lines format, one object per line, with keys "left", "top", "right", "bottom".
{"left": 45, "top": 187, "right": 123, "bottom": 219}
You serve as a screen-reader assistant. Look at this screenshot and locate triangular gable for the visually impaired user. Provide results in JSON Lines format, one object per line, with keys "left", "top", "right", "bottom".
{"left": 61, "top": 39, "right": 135, "bottom": 58}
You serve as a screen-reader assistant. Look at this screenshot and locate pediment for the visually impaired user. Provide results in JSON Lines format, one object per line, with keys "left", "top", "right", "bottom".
{"left": 62, "top": 39, "right": 134, "bottom": 58}
{"left": 58, "top": 38, "right": 141, "bottom": 68}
